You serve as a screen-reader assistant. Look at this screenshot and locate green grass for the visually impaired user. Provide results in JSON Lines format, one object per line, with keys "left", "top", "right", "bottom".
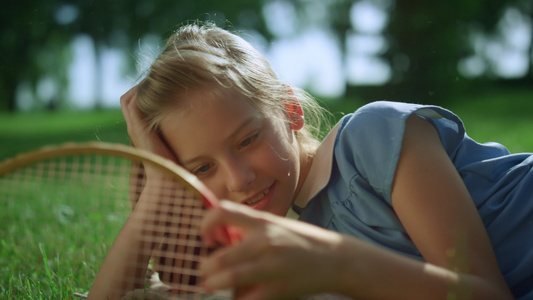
{"left": 0, "top": 109, "right": 129, "bottom": 161}
{"left": 0, "top": 87, "right": 532, "bottom": 298}
{"left": 0, "top": 156, "right": 132, "bottom": 298}
{"left": 323, "top": 87, "right": 533, "bottom": 154}
{"left": 0, "top": 110, "right": 131, "bottom": 298}
{"left": 445, "top": 88, "right": 533, "bottom": 153}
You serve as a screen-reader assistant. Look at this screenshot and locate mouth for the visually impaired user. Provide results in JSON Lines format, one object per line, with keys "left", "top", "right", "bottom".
{"left": 242, "top": 184, "right": 275, "bottom": 210}
{"left": 245, "top": 187, "right": 271, "bottom": 205}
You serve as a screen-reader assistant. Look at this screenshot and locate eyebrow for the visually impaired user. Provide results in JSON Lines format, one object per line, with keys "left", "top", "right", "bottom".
{"left": 179, "top": 116, "right": 259, "bottom": 166}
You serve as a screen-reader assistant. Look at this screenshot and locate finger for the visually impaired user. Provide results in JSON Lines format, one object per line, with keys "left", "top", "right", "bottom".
{"left": 237, "top": 284, "right": 283, "bottom": 300}
{"left": 200, "top": 230, "right": 264, "bottom": 276}
{"left": 120, "top": 86, "right": 137, "bottom": 121}
{"left": 120, "top": 84, "right": 139, "bottom": 107}
{"left": 200, "top": 201, "right": 265, "bottom": 248}
{"left": 203, "top": 254, "right": 278, "bottom": 292}
{"left": 120, "top": 85, "right": 152, "bottom": 149}
{"left": 202, "top": 201, "right": 266, "bottom": 233}
{"left": 121, "top": 87, "right": 138, "bottom": 137}
{"left": 123, "top": 95, "right": 143, "bottom": 126}
{"left": 200, "top": 202, "right": 274, "bottom": 275}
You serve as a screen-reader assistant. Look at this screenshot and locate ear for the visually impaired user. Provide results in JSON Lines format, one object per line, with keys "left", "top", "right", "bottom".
{"left": 284, "top": 88, "right": 305, "bottom": 131}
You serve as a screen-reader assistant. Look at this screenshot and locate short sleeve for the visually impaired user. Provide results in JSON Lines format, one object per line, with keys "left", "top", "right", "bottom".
{"left": 335, "top": 101, "right": 467, "bottom": 204}
{"left": 304, "top": 101, "right": 533, "bottom": 292}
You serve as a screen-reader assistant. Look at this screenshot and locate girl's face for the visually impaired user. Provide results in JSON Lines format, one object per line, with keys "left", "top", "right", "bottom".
{"left": 159, "top": 89, "right": 305, "bottom": 216}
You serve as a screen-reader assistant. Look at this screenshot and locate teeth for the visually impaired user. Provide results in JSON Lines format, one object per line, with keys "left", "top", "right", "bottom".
{"left": 246, "top": 188, "right": 270, "bottom": 205}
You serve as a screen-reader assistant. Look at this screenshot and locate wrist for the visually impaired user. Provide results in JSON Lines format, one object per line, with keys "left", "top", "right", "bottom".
{"left": 330, "top": 235, "right": 375, "bottom": 297}
{"left": 305, "top": 229, "right": 362, "bottom": 296}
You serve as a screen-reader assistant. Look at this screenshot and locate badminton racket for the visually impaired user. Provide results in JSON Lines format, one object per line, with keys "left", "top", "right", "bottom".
{"left": 0, "top": 142, "right": 232, "bottom": 299}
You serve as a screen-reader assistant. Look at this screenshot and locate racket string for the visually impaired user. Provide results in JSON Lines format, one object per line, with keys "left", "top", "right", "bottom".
{"left": 0, "top": 149, "right": 226, "bottom": 299}
{"left": 138, "top": 174, "right": 217, "bottom": 297}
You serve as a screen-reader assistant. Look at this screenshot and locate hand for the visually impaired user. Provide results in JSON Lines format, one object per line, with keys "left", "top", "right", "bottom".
{"left": 199, "top": 201, "right": 345, "bottom": 300}
{"left": 120, "top": 84, "right": 177, "bottom": 163}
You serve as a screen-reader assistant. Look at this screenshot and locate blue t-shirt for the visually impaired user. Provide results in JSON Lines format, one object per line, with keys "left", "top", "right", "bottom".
{"left": 296, "top": 101, "right": 533, "bottom": 299}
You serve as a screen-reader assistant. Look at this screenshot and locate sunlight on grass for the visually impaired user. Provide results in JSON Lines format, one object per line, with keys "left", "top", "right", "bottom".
{"left": 0, "top": 110, "right": 128, "bottom": 160}
{"left": 323, "top": 88, "right": 533, "bottom": 154}
{"left": 0, "top": 109, "right": 124, "bottom": 136}
{"left": 0, "top": 163, "right": 131, "bottom": 298}
{"left": 447, "top": 88, "right": 533, "bottom": 153}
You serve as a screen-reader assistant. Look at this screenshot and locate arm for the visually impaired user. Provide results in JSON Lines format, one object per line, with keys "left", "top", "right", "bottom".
{"left": 334, "top": 115, "right": 512, "bottom": 299}
{"left": 88, "top": 85, "right": 178, "bottom": 299}
{"left": 87, "top": 185, "right": 158, "bottom": 300}
{"left": 199, "top": 115, "right": 513, "bottom": 300}
{"left": 381, "top": 114, "right": 512, "bottom": 299}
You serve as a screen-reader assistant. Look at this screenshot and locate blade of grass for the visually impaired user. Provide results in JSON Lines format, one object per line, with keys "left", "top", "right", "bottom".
{"left": 39, "top": 243, "right": 55, "bottom": 284}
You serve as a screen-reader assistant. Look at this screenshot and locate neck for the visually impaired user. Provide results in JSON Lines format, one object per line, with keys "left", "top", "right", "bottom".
{"left": 292, "top": 121, "right": 342, "bottom": 208}
{"left": 293, "top": 151, "right": 314, "bottom": 205}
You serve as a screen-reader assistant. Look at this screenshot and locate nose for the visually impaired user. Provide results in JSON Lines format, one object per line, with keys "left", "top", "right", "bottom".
{"left": 224, "top": 155, "right": 256, "bottom": 193}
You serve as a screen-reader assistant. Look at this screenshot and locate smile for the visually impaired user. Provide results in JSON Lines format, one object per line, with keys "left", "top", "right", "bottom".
{"left": 245, "top": 187, "right": 271, "bottom": 205}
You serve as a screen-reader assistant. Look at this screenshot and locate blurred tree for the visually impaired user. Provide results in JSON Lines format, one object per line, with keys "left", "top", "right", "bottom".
{"left": 1, "top": 0, "right": 72, "bottom": 111}
{"left": 0, "top": 0, "right": 269, "bottom": 111}
{"left": 0, "top": 0, "right": 531, "bottom": 111}
{"left": 345, "top": 0, "right": 532, "bottom": 104}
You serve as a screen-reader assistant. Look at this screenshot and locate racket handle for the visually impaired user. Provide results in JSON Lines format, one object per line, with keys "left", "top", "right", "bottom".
{"left": 202, "top": 196, "right": 242, "bottom": 245}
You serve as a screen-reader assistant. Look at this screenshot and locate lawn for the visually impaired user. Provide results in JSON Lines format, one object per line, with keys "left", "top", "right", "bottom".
{"left": 0, "top": 168, "right": 131, "bottom": 298}
{"left": 0, "top": 87, "right": 532, "bottom": 298}
{"left": 0, "top": 110, "right": 130, "bottom": 298}
{"left": 446, "top": 89, "right": 533, "bottom": 153}
{"left": 0, "top": 109, "right": 129, "bottom": 161}
{"left": 322, "top": 87, "right": 533, "bottom": 153}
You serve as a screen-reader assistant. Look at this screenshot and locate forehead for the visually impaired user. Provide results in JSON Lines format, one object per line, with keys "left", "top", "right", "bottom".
{"left": 165, "top": 88, "right": 263, "bottom": 123}
{"left": 159, "top": 88, "right": 273, "bottom": 159}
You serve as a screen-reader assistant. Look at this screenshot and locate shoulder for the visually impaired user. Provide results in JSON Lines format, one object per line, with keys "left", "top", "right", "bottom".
{"left": 347, "top": 101, "right": 421, "bottom": 123}
{"left": 339, "top": 101, "right": 428, "bottom": 138}
{"left": 341, "top": 101, "right": 467, "bottom": 157}
{"left": 353, "top": 100, "right": 422, "bottom": 115}
{"left": 333, "top": 101, "right": 467, "bottom": 202}
{"left": 336, "top": 101, "right": 424, "bottom": 154}
{"left": 333, "top": 101, "right": 421, "bottom": 200}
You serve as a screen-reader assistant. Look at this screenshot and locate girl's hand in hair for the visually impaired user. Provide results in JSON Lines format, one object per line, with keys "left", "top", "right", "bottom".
{"left": 200, "top": 201, "right": 346, "bottom": 300}
{"left": 121, "top": 85, "right": 177, "bottom": 167}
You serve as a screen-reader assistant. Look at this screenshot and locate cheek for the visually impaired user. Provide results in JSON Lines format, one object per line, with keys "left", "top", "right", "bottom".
{"left": 256, "top": 139, "right": 299, "bottom": 178}
{"left": 195, "top": 139, "right": 299, "bottom": 200}
{"left": 198, "top": 176, "right": 226, "bottom": 201}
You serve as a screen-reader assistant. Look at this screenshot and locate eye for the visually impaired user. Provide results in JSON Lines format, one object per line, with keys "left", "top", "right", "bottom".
{"left": 239, "top": 132, "right": 258, "bottom": 149}
{"left": 192, "top": 163, "right": 213, "bottom": 176}
{"left": 240, "top": 137, "right": 253, "bottom": 148}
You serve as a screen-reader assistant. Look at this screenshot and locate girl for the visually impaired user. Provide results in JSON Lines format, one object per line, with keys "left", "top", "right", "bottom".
{"left": 89, "top": 22, "right": 532, "bottom": 299}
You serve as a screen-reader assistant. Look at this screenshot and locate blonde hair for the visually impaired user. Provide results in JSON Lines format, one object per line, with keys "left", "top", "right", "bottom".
{"left": 136, "top": 22, "right": 330, "bottom": 157}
